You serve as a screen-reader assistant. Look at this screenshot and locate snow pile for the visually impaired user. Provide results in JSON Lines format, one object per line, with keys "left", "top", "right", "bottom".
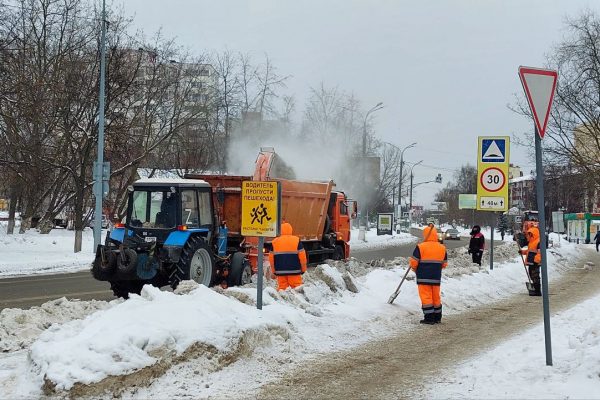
{"left": 0, "top": 298, "right": 111, "bottom": 352}
{"left": 0, "top": 229, "right": 103, "bottom": 277}
{"left": 429, "top": 293, "right": 600, "bottom": 399}
{"left": 29, "top": 285, "right": 293, "bottom": 391}
{"left": 349, "top": 228, "right": 416, "bottom": 250}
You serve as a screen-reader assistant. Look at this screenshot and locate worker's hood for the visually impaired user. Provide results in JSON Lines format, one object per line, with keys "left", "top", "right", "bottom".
{"left": 526, "top": 226, "right": 540, "bottom": 241}
{"left": 422, "top": 225, "right": 438, "bottom": 242}
{"left": 281, "top": 222, "right": 293, "bottom": 235}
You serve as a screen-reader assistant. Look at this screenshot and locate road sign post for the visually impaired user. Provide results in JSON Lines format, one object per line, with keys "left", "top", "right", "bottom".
{"left": 519, "top": 66, "right": 558, "bottom": 366}
{"left": 241, "top": 181, "right": 281, "bottom": 310}
{"left": 477, "top": 136, "right": 510, "bottom": 270}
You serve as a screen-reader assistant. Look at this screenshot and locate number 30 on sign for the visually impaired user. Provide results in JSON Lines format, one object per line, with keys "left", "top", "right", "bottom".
{"left": 480, "top": 167, "right": 505, "bottom": 192}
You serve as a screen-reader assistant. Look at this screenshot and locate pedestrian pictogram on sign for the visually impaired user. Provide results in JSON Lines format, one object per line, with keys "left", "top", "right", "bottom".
{"left": 241, "top": 181, "right": 281, "bottom": 237}
{"left": 481, "top": 139, "right": 506, "bottom": 163}
{"left": 518, "top": 66, "right": 558, "bottom": 139}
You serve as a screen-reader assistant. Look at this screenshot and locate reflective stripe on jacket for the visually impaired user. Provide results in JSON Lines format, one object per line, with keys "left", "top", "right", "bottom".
{"left": 409, "top": 226, "right": 448, "bottom": 286}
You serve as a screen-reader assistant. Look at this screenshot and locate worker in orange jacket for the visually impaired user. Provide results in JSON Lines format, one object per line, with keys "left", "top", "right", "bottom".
{"left": 268, "top": 222, "right": 308, "bottom": 290}
{"left": 409, "top": 224, "right": 448, "bottom": 324}
{"left": 520, "top": 226, "right": 542, "bottom": 296}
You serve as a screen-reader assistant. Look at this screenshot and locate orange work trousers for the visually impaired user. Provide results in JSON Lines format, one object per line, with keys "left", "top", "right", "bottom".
{"left": 418, "top": 284, "right": 441, "bottom": 308}
{"left": 277, "top": 275, "right": 303, "bottom": 291}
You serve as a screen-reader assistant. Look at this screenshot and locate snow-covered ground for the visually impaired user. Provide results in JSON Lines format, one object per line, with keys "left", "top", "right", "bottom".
{"left": 349, "top": 227, "right": 416, "bottom": 250}
{"left": 0, "top": 227, "right": 103, "bottom": 277}
{"left": 1, "top": 233, "right": 597, "bottom": 398}
{"left": 428, "top": 292, "right": 600, "bottom": 399}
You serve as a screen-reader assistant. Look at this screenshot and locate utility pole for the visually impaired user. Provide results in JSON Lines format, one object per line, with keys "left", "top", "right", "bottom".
{"left": 409, "top": 171, "right": 414, "bottom": 227}
{"left": 93, "top": 0, "right": 107, "bottom": 251}
{"left": 407, "top": 160, "right": 423, "bottom": 227}
{"left": 360, "top": 102, "right": 383, "bottom": 235}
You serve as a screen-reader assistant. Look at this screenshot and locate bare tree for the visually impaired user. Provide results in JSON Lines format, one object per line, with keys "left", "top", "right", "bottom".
{"left": 512, "top": 11, "right": 600, "bottom": 186}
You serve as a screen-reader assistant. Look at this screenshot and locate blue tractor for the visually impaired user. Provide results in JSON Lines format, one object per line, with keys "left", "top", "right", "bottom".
{"left": 92, "top": 178, "right": 252, "bottom": 298}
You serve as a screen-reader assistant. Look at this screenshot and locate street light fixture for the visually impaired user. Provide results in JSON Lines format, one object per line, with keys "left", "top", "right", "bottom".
{"left": 360, "top": 102, "right": 384, "bottom": 236}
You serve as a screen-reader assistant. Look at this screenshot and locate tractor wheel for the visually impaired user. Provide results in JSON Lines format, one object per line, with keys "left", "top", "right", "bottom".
{"left": 110, "top": 280, "right": 144, "bottom": 299}
{"left": 227, "top": 252, "right": 252, "bottom": 287}
{"left": 171, "top": 236, "right": 214, "bottom": 289}
{"left": 116, "top": 248, "right": 137, "bottom": 274}
{"left": 334, "top": 245, "right": 345, "bottom": 261}
{"left": 92, "top": 249, "right": 116, "bottom": 280}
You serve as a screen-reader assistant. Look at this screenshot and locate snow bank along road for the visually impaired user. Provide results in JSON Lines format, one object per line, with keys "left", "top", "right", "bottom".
{"left": 0, "top": 230, "right": 470, "bottom": 310}
{"left": 0, "top": 238, "right": 590, "bottom": 398}
{"left": 258, "top": 250, "right": 600, "bottom": 399}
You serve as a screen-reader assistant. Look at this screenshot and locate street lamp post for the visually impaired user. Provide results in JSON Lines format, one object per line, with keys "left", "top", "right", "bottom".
{"left": 360, "top": 102, "right": 384, "bottom": 236}
{"left": 383, "top": 141, "right": 417, "bottom": 232}
{"left": 408, "top": 160, "right": 423, "bottom": 227}
{"left": 398, "top": 142, "right": 417, "bottom": 222}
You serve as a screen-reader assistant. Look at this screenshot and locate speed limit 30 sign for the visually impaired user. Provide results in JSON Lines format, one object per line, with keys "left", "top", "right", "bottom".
{"left": 480, "top": 167, "right": 506, "bottom": 192}
{"left": 477, "top": 137, "right": 509, "bottom": 211}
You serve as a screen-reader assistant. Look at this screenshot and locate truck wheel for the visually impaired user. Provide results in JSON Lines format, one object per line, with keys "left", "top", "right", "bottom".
{"left": 117, "top": 248, "right": 137, "bottom": 273}
{"left": 334, "top": 245, "right": 345, "bottom": 260}
{"left": 227, "top": 252, "right": 252, "bottom": 286}
{"left": 110, "top": 281, "right": 144, "bottom": 299}
{"left": 172, "top": 236, "right": 214, "bottom": 288}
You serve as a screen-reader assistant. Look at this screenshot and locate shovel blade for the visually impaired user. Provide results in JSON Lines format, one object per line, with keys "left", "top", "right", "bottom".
{"left": 525, "top": 282, "right": 534, "bottom": 291}
{"left": 388, "top": 293, "right": 398, "bottom": 304}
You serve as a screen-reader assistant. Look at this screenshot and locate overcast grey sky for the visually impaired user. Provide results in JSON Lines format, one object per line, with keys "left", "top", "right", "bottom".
{"left": 120, "top": 0, "right": 599, "bottom": 206}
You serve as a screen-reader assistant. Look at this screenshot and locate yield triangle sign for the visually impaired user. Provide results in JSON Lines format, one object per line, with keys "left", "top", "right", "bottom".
{"left": 518, "top": 66, "right": 558, "bottom": 139}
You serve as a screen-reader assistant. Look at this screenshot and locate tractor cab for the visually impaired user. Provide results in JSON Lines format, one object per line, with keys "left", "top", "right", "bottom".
{"left": 123, "top": 178, "right": 214, "bottom": 244}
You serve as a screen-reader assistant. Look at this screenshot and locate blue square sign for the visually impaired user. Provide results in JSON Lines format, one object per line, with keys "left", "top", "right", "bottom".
{"left": 481, "top": 139, "right": 506, "bottom": 163}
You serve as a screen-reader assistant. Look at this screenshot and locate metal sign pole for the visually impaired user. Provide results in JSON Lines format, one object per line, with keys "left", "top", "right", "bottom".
{"left": 93, "top": 0, "right": 107, "bottom": 251}
{"left": 535, "top": 126, "right": 553, "bottom": 366}
{"left": 490, "top": 215, "right": 494, "bottom": 270}
{"left": 257, "top": 236, "right": 264, "bottom": 310}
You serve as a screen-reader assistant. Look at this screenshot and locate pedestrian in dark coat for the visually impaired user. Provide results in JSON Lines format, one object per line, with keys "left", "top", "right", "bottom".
{"left": 468, "top": 225, "right": 485, "bottom": 266}
{"left": 594, "top": 230, "right": 600, "bottom": 252}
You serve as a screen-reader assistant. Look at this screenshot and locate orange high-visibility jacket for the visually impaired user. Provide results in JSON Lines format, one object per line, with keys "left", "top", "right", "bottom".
{"left": 409, "top": 226, "right": 448, "bottom": 286}
{"left": 269, "top": 223, "right": 308, "bottom": 276}
{"left": 521, "top": 226, "right": 541, "bottom": 265}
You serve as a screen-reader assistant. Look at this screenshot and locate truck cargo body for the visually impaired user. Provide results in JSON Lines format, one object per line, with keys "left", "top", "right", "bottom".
{"left": 188, "top": 173, "right": 353, "bottom": 267}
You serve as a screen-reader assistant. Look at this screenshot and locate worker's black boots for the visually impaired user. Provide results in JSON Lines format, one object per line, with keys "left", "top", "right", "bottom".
{"left": 420, "top": 313, "right": 436, "bottom": 325}
{"left": 528, "top": 283, "right": 542, "bottom": 296}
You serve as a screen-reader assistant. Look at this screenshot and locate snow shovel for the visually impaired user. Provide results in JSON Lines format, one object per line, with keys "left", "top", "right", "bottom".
{"left": 517, "top": 246, "right": 535, "bottom": 292}
{"left": 388, "top": 267, "right": 412, "bottom": 304}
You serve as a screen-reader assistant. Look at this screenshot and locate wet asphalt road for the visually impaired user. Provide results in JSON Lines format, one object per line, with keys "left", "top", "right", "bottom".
{"left": 0, "top": 230, "right": 478, "bottom": 310}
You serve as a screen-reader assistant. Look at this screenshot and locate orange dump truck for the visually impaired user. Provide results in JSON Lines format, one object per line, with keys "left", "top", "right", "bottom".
{"left": 186, "top": 149, "right": 357, "bottom": 269}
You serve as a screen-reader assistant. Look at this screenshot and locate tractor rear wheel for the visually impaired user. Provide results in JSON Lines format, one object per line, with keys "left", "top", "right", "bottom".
{"left": 92, "top": 248, "right": 116, "bottom": 280}
{"left": 171, "top": 236, "right": 215, "bottom": 289}
{"left": 110, "top": 281, "right": 144, "bottom": 299}
{"left": 334, "top": 245, "right": 345, "bottom": 261}
{"left": 227, "top": 252, "right": 252, "bottom": 286}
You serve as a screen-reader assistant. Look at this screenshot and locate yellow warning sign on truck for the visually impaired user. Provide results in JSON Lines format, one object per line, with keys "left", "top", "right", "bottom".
{"left": 477, "top": 136, "right": 510, "bottom": 212}
{"left": 241, "top": 181, "right": 281, "bottom": 237}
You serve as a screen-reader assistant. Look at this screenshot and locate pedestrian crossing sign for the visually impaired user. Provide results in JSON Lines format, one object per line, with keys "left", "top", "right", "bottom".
{"left": 241, "top": 181, "right": 281, "bottom": 237}
{"left": 481, "top": 139, "right": 506, "bottom": 163}
{"left": 477, "top": 136, "right": 510, "bottom": 212}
